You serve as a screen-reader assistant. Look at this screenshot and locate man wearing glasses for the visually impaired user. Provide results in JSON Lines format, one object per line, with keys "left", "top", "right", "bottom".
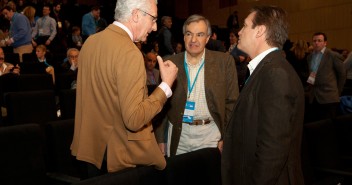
{"left": 0, "top": 47, "right": 20, "bottom": 76}
{"left": 71, "top": 0, "right": 178, "bottom": 177}
{"left": 156, "top": 14, "right": 238, "bottom": 157}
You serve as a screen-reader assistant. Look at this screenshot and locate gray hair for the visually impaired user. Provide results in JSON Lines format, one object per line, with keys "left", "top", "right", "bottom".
{"left": 114, "top": 0, "right": 157, "bottom": 22}
{"left": 182, "top": 14, "right": 211, "bottom": 36}
{"left": 67, "top": 48, "right": 79, "bottom": 57}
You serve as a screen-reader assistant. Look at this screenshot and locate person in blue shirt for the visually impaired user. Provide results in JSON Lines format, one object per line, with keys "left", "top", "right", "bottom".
{"left": 1, "top": 5, "right": 33, "bottom": 62}
{"left": 81, "top": 5, "right": 100, "bottom": 42}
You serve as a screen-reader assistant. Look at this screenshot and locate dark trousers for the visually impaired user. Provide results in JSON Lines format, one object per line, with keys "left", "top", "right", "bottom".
{"left": 305, "top": 99, "right": 339, "bottom": 123}
{"left": 79, "top": 159, "right": 108, "bottom": 180}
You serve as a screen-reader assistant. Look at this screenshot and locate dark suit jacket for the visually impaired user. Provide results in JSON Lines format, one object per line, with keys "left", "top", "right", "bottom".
{"left": 222, "top": 50, "right": 305, "bottom": 185}
{"left": 158, "top": 49, "right": 239, "bottom": 156}
{"left": 206, "top": 39, "right": 226, "bottom": 52}
{"left": 307, "top": 48, "right": 346, "bottom": 104}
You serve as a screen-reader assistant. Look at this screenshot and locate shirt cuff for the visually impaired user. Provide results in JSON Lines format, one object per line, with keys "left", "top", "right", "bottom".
{"left": 70, "top": 64, "right": 77, "bottom": 71}
{"left": 158, "top": 82, "right": 172, "bottom": 98}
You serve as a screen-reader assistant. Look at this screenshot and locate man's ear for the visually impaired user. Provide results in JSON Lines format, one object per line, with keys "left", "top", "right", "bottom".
{"left": 131, "top": 9, "right": 139, "bottom": 23}
{"left": 256, "top": 25, "right": 266, "bottom": 38}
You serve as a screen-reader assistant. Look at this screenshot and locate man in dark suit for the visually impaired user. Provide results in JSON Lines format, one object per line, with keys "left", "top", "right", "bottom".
{"left": 222, "top": 6, "right": 305, "bottom": 185}
{"left": 156, "top": 14, "right": 239, "bottom": 157}
{"left": 306, "top": 32, "right": 346, "bottom": 122}
{"left": 205, "top": 26, "right": 226, "bottom": 52}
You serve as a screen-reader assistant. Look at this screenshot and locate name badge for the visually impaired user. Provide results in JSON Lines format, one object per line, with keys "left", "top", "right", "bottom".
{"left": 39, "top": 29, "right": 44, "bottom": 36}
{"left": 182, "top": 101, "right": 195, "bottom": 123}
{"left": 58, "top": 21, "right": 62, "bottom": 28}
{"left": 307, "top": 72, "right": 316, "bottom": 85}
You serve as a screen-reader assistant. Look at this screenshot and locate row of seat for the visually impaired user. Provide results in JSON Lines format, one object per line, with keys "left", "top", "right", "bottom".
{"left": 302, "top": 114, "right": 352, "bottom": 184}
{"left": 1, "top": 113, "right": 351, "bottom": 185}
{"left": 1, "top": 89, "right": 76, "bottom": 126}
{"left": 5, "top": 52, "right": 67, "bottom": 66}
{"left": 0, "top": 119, "right": 222, "bottom": 185}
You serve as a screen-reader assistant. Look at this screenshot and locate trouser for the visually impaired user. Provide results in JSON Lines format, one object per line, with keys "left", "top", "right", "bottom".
{"left": 13, "top": 44, "right": 33, "bottom": 62}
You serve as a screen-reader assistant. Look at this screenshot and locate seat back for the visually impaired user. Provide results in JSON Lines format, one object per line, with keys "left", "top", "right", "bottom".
{"left": 0, "top": 124, "right": 46, "bottom": 185}
{"left": 4, "top": 52, "right": 20, "bottom": 65}
{"left": 56, "top": 73, "right": 76, "bottom": 90}
{"left": 5, "top": 90, "right": 57, "bottom": 125}
{"left": 0, "top": 73, "right": 19, "bottom": 106}
{"left": 45, "top": 119, "right": 81, "bottom": 181}
{"left": 19, "top": 62, "right": 48, "bottom": 74}
{"left": 17, "top": 74, "right": 54, "bottom": 91}
{"left": 59, "top": 89, "right": 76, "bottom": 119}
{"left": 333, "top": 114, "right": 352, "bottom": 157}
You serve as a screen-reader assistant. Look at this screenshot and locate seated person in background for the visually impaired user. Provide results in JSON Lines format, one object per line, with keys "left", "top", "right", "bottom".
{"left": 144, "top": 52, "right": 160, "bottom": 86}
{"left": 175, "top": 42, "right": 183, "bottom": 54}
{"left": 70, "top": 26, "right": 83, "bottom": 49}
{"left": 35, "top": 44, "right": 55, "bottom": 83}
{"left": 0, "top": 47, "right": 20, "bottom": 76}
{"left": 61, "top": 48, "right": 79, "bottom": 89}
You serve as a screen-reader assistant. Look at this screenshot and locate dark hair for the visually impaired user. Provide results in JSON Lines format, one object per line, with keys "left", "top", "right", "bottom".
{"left": 1, "top": 5, "right": 13, "bottom": 12}
{"left": 229, "top": 28, "right": 239, "bottom": 38}
{"left": 313, "top": 32, "right": 327, "bottom": 41}
{"left": 91, "top": 5, "right": 100, "bottom": 11}
{"left": 250, "top": 5, "right": 288, "bottom": 49}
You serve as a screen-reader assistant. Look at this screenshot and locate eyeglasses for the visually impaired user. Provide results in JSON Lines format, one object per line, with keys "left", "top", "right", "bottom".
{"left": 68, "top": 55, "right": 78, "bottom": 59}
{"left": 138, "top": 9, "right": 157, "bottom": 23}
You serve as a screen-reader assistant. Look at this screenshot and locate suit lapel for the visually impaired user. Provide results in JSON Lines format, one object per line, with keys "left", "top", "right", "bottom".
{"left": 176, "top": 53, "right": 188, "bottom": 96}
{"left": 204, "top": 50, "right": 216, "bottom": 96}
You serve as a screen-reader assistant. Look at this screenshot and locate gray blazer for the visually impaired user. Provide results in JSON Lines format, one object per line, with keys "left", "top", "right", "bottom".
{"left": 222, "top": 50, "right": 305, "bottom": 185}
{"left": 307, "top": 48, "right": 346, "bottom": 104}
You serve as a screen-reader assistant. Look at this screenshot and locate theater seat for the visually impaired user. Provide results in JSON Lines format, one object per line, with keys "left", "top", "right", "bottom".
{"left": 0, "top": 124, "right": 46, "bottom": 185}
{"left": 5, "top": 90, "right": 57, "bottom": 125}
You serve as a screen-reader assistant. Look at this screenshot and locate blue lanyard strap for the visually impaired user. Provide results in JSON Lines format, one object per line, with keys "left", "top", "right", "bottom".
{"left": 184, "top": 53, "right": 205, "bottom": 98}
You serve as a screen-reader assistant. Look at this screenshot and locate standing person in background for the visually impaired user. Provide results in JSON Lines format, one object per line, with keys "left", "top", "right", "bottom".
{"left": 205, "top": 26, "right": 226, "bottom": 52}
{"left": 344, "top": 51, "right": 352, "bottom": 87}
{"left": 81, "top": 5, "right": 100, "bottom": 42}
{"left": 51, "top": 2, "right": 68, "bottom": 52}
{"left": 222, "top": 6, "right": 305, "bottom": 185}
{"left": 1, "top": 5, "right": 33, "bottom": 62}
{"left": 71, "top": 0, "right": 178, "bottom": 178}
{"left": 305, "top": 32, "right": 346, "bottom": 122}
{"left": 157, "top": 16, "right": 174, "bottom": 57}
{"left": 31, "top": 4, "right": 57, "bottom": 52}
{"left": 145, "top": 51, "right": 160, "bottom": 85}
{"left": 22, "top": 6, "right": 36, "bottom": 31}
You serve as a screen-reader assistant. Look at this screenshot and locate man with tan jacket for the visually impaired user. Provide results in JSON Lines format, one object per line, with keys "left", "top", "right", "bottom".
{"left": 70, "top": 0, "right": 178, "bottom": 177}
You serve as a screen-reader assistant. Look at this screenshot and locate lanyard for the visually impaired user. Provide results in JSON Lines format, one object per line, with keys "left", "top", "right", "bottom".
{"left": 311, "top": 52, "right": 323, "bottom": 72}
{"left": 184, "top": 53, "right": 205, "bottom": 98}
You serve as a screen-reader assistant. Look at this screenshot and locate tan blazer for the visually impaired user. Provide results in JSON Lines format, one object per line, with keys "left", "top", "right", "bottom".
{"left": 71, "top": 24, "right": 166, "bottom": 172}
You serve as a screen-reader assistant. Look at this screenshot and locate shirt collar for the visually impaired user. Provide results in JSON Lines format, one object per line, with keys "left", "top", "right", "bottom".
{"left": 247, "top": 47, "right": 278, "bottom": 75}
{"left": 113, "top": 21, "right": 133, "bottom": 41}
{"left": 185, "top": 49, "right": 206, "bottom": 67}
